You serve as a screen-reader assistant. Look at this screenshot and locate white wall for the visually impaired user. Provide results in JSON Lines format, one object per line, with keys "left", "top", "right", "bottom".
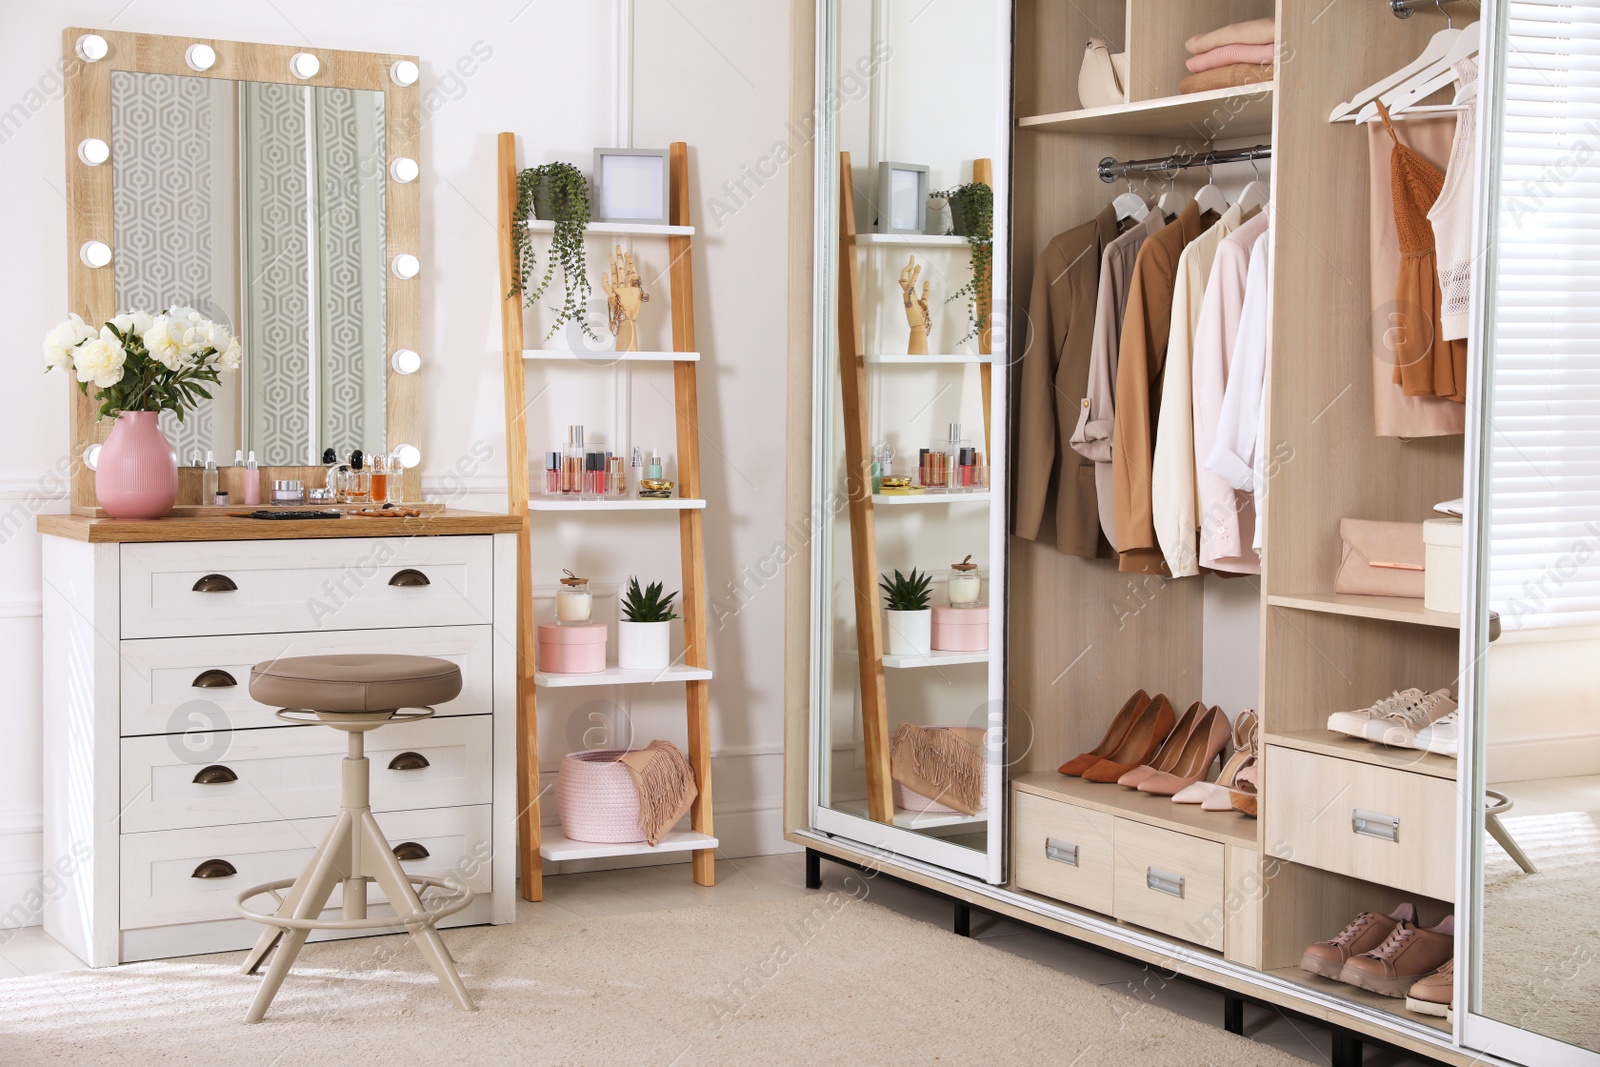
{"left": 0, "top": 0, "right": 797, "bottom": 925}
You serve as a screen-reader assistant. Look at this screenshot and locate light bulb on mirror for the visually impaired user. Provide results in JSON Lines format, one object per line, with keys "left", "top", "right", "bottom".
{"left": 391, "top": 253, "right": 420, "bottom": 279}
{"left": 391, "top": 349, "right": 420, "bottom": 374}
{"left": 75, "top": 34, "right": 108, "bottom": 63}
{"left": 290, "top": 52, "right": 320, "bottom": 79}
{"left": 79, "top": 241, "right": 112, "bottom": 268}
{"left": 393, "top": 444, "right": 421, "bottom": 469}
{"left": 390, "top": 157, "right": 419, "bottom": 183}
{"left": 82, "top": 444, "right": 102, "bottom": 472}
{"left": 185, "top": 43, "right": 216, "bottom": 71}
{"left": 390, "top": 59, "right": 419, "bottom": 86}
{"left": 77, "top": 138, "right": 109, "bottom": 166}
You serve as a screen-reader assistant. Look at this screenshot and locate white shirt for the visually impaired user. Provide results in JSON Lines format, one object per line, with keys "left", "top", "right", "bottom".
{"left": 1205, "top": 229, "right": 1272, "bottom": 555}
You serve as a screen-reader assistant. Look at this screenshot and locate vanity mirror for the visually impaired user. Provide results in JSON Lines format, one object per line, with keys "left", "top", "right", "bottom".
{"left": 62, "top": 28, "right": 421, "bottom": 509}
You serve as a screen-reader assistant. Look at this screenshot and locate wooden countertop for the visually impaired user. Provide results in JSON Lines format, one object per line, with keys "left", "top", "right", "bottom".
{"left": 37, "top": 509, "right": 521, "bottom": 542}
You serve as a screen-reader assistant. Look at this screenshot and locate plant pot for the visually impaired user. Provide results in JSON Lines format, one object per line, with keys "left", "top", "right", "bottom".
{"left": 95, "top": 411, "right": 177, "bottom": 519}
{"left": 617, "top": 620, "right": 671, "bottom": 671}
{"left": 884, "top": 609, "right": 932, "bottom": 657}
{"left": 949, "top": 197, "right": 977, "bottom": 237}
{"left": 532, "top": 177, "right": 555, "bottom": 220}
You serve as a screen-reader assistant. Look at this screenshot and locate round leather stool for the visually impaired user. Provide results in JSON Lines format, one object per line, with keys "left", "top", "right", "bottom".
{"left": 235, "top": 654, "right": 476, "bottom": 1023}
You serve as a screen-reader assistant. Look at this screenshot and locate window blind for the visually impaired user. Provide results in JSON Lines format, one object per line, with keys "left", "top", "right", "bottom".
{"left": 1488, "top": 2, "right": 1600, "bottom": 632}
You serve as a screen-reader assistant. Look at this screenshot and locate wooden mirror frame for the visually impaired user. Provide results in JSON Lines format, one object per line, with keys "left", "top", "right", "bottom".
{"left": 61, "top": 27, "right": 422, "bottom": 512}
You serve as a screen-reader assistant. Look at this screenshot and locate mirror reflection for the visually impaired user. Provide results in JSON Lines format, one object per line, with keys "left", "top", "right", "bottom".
{"left": 110, "top": 71, "right": 388, "bottom": 466}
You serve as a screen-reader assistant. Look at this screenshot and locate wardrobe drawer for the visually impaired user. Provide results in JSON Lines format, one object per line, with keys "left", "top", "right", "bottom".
{"left": 1112, "top": 820, "right": 1226, "bottom": 951}
{"left": 1264, "top": 746, "right": 1455, "bottom": 902}
{"left": 120, "top": 804, "right": 492, "bottom": 930}
{"left": 119, "top": 536, "right": 494, "bottom": 638}
{"left": 119, "top": 715, "right": 491, "bottom": 833}
{"left": 118, "top": 625, "right": 492, "bottom": 736}
{"left": 1011, "top": 790, "right": 1114, "bottom": 914}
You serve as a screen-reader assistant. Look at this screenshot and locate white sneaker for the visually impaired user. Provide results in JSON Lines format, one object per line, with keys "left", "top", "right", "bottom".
{"left": 1366, "top": 689, "right": 1458, "bottom": 747}
{"left": 1411, "top": 711, "right": 1459, "bottom": 758}
{"left": 1328, "top": 688, "right": 1426, "bottom": 737}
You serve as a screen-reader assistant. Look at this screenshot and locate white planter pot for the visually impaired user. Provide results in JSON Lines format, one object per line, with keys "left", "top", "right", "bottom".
{"left": 617, "top": 620, "right": 671, "bottom": 671}
{"left": 884, "top": 609, "right": 932, "bottom": 657}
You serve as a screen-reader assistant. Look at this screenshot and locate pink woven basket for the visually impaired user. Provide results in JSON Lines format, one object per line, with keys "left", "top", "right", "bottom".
{"left": 893, "top": 779, "right": 987, "bottom": 815}
{"left": 557, "top": 749, "right": 645, "bottom": 843}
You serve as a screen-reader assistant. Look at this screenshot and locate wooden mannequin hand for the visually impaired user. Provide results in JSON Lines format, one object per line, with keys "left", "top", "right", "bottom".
{"left": 600, "top": 244, "right": 648, "bottom": 350}
{"left": 899, "top": 256, "right": 931, "bottom": 355}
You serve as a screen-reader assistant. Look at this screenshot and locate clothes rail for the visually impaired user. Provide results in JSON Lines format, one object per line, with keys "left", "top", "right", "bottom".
{"left": 1096, "top": 144, "right": 1273, "bottom": 184}
{"left": 1390, "top": 0, "right": 1468, "bottom": 19}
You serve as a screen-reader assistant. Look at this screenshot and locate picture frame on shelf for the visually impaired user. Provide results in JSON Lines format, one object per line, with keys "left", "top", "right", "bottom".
{"left": 874, "top": 161, "right": 929, "bottom": 235}
{"left": 592, "top": 148, "right": 671, "bottom": 225}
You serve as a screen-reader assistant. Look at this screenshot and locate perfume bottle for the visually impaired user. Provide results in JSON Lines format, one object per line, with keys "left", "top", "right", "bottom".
{"left": 201, "top": 450, "right": 218, "bottom": 505}
{"left": 345, "top": 450, "right": 371, "bottom": 504}
{"left": 369, "top": 452, "right": 391, "bottom": 504}
{"left": 241, "top": 451, "right": 261, "bottom": 506}
{"left": 562, "top": 426, "right": 585, "bottom": 496}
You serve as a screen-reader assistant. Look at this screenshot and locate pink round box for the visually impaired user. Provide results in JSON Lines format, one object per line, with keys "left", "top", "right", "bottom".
{"left": 931, "top": 606, "right": 988, "bottom": 652}
{"left": 538, "top": 622, "right": 608, "bottom": 674}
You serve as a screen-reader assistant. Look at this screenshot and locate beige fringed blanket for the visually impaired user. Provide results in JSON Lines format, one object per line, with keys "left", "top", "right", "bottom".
{"left": 620, "top": 740, "right": 698, "bottom": 847}
{"left": 889, "top": 724, "right": 986, "bottom": 815}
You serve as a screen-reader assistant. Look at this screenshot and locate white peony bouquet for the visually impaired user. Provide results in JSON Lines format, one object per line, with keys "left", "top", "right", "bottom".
{"left": 43, "top": 307, "right": 242, "bottom": 420}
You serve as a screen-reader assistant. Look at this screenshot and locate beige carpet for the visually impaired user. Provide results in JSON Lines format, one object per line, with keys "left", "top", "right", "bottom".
{"left": 1481, "top": 809, "right": 1600, "bottom": 1053}
{"left": 0, "top": 894, "right": 1304, "bottom": 1066}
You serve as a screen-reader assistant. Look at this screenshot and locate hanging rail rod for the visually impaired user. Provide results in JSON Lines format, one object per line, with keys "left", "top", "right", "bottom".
{"left": 1390, "top": 0, "right": 1468, "bottom": 19}
{"left": 1096, "top": 144, "right": 1272, "bottom": 184}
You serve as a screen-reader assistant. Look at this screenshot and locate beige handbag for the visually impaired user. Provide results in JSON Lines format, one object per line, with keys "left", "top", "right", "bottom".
{"left": 1078, "top": 38, "right": 1129, "bottom": 110}
{"left": 1335, "top": 519, "right": 1426, "bottom": 598}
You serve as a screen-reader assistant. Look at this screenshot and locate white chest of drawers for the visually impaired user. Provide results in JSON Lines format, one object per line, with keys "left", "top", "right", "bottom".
{"left": 39, "top": 516, "right": 520, "bottom": 966}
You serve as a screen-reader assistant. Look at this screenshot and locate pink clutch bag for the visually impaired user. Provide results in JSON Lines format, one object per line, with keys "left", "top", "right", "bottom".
{"left": 1335, "top": 519, "right": 1426, "bottom": 598}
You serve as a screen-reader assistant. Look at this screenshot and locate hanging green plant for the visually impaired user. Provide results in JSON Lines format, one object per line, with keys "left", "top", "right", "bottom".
{"left": 508, "top": 161, "right": 596, "bottom": 340}
{"left": 931, "top": 182, "right": 994, "bottom": 346}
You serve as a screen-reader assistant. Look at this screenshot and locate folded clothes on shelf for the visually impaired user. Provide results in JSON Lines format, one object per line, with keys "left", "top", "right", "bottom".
{"left": 1186, "top": 42, "right": 1276, "bottom": 74}
{"left": 1185, "top": 17, "right": 1275, "bottom": 55}
{"left": 1180, "top": 62, "right": 1275, "bottom": 95}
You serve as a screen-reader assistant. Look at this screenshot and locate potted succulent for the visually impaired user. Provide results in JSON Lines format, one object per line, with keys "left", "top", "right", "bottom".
{"left": 930, "top": 182, "right": 994, "bottom": 346}
{"left": 880, "top": 567, "right": 934, "bottom": 657}
{"left": 617, "top": 577, "right": 679, "bottom": 671}
{"left": 509, "top": 161, "right": 597, "bottom": 340}
{"left": 43, "top": 308, "right": 239, "bottom": 519}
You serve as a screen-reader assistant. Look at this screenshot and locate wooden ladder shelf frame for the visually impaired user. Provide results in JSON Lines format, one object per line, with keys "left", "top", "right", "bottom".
{"left": 836, "top": 152, "right": 994, "bottom": 824}
{"left": 497, "top": 135, "right": 716, "bottom": 899}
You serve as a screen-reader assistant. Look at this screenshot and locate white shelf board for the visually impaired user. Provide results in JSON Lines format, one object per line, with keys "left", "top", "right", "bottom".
{"left": 523, "top": 219, "right": 693, "bottom": 237}
{"left": 854, "top": 232, "right": 972, "bottom": 248}
{"left": 525, "top": 349, "right": 698, "bottom": 362}
{"left": 881, "top": 649, "right": 992, "bottom": 669}
{"left": 1018, "top": 83, "right": 1275, "bottom": 138}
{"left": 534, "top": 664, "right": 713, "bottom": 689}
{"left": 539, "top": 827, "right": 718, "bottom": 862}
{"left": 529, "top": 497, "right": 706, "bottom": 512}
{"left": 833, "top": 797, "right": 987, "bottom": 829}
{"left": 873, "top": 491, "right": 992, "bottom": 505}
{"left": 865, "top": 353, "right": 990, "bottom": 364}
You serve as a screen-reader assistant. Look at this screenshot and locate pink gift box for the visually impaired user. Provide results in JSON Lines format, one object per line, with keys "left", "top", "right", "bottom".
{"left": 538, "top": 622, "right": 607, "bottom": 674}
{"left": 931, "top": 606, "right": 988, "bottom": 652}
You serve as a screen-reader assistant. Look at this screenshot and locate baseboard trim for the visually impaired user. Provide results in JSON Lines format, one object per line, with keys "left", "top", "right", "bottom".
{"left": 1488, "top": 732, "right": 1600, "bottom": 783}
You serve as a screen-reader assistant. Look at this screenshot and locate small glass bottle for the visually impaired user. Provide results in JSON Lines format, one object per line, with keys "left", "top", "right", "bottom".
{"left": 369, "top": 452, "right": 391, "bottom": 504}
{"left": 345, "top": 450, "right": 371, "bottom": 504}
{"left": 629, "top": 446, "right": 644, "bottom": 497}
{"left": 242, "top": 451, "right": 261, "bottom": 506}
{"left": 200, "top": 450, "right": 218, "bottom": 505}
{"left": 562, "top": 426, "right": 585, "bottom": 496}
{"left": 555, "top": 570, "right": 593, "bottom": 625}
{"left": 947, "top": 555, "right": 982, "bottom": 607}
{"left": 608, "top": 454, "right": 626, "bottom": 498}
{"left": 543, "top": 451, "right": 561, "bottom": 495}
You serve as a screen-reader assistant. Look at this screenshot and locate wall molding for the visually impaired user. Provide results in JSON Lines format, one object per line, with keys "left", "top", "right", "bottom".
{"left": 0, "top": 599, "right": 43, "bottom": 620}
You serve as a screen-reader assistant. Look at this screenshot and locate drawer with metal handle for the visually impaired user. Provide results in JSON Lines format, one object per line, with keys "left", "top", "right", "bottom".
{"left": 1112, "top": 819, "right": 1226, "bottom": 950}
{"left": 119, "top": 536, "right": 493, "bottom": 638}
{"left": 1011, "top": 789, "right": 1114, "bottom": 914}
{"left": 119, "top": 714, "right": 491, "bottom": 833}
{"left": 120, "top": 804, "right": 492, "bottom": 930}
{"left": 1264, "top": 745, "right": 1455, "bottom": 901}
{"left": 117, "top": 624, "right": 492, "bottom": 736}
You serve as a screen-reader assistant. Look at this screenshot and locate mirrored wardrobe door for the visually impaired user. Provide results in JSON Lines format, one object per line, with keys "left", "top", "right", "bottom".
{"left": 809, "top": 0, "right": 1011, "bottom": 882}
{"left": 1463, "top": 2, "right": 1600, "bottom": 1062}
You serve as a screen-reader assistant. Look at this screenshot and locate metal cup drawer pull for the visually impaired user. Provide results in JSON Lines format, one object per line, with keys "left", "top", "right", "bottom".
{"left": 1146, "top": 866, "right": 1186, "bottom": 898}
{"left": 388, "top": 568, "right": 431, "bottom": 588}
{"left": 191, "top": 668, "right": 237, "bottom": 689}
{"left": 1044, "top": 837, "right": 1080, "bottom": 867}
{"left": 191, "top": 573, "right": 238, "bottom": 593}
{"left": 388, "top": 751, "right": 431, "bottom": 771}
{"left": 192, "top": 764, "right": 238, "bottom": 785}
{"left": 1352, "top": 808, "right": 1401, "bottom": 843}
{"left": 393, "top": 841, "right": 430, "bottom": 861}
{"left": 191, "top": 858, "right": 237, "bottom": 879}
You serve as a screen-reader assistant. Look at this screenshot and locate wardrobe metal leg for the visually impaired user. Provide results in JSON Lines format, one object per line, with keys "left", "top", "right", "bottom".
{"left": 953, "top": 902, "right": 972, "bottom": 938}
{"left": 1223, "top": 992, "right": 1245, "bottom": 1035}
{"left": 1330, "top": 1029, "right": 1363, "bottom": 1067}
{"left": 1486, "top": 813, "right": 1539, "bottom": 874}
{"left": 804, "top": 849, "right": 822, "bottom": 889}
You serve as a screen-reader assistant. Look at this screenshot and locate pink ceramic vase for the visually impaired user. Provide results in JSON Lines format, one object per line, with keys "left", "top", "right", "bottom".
{"left": 95, "top": 411, "right": 177, "bottom": 519}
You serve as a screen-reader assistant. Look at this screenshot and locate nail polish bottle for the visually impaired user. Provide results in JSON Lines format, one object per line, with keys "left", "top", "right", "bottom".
{"left": 544, "top": 451, "right": 561, "bottom": 495}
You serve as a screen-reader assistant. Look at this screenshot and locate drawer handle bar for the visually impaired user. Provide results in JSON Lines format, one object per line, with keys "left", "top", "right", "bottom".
{"left": 1352, "top": 808, "right": 1401, "bottom": 843}
{"left": 1044, "top": 838, "right": 1079, "bottom": 867}
{"left": 192, "top": 573, "right": 238, "bottom": 593}
{"left": 1146, "top": 867, "right": 1185, "bottom": 898}
{"left": 393, "top": 841, "right": 430, "bottom": 861}
{"left": 192, "top": 764, "right": 238, "bottom": 785}
{"left": 389, "top": 569, "right": 431, "bottom": 587}
{"left": 388, "top": 751, "right": 431, "bottom": 771}
{"left": 191, "top": 669, "right": 237, "bottom": 689}
{"left": 192, "top": 858, "right": 238, "bottom": 879}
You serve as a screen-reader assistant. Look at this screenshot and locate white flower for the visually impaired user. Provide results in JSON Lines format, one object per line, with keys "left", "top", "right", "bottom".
{"left": 108, "top": 309, "right": 153, "bottom": 338}
{"left": 186, "top": 318, "right": 233, "bottom": 363}
{"left": 141, "top": 314, "right": 190, "bottom": 370}
{"left": 43, "top": 313, "right": 96, "bottom": 372}
{"left": 167, "top": 305, "right": 203, "bottom": 324}
{"left": 217, "top": 335, "right": 242, "bottom": 372}
{"left": 73, "top": 328, "right": 126, "bottom": 388}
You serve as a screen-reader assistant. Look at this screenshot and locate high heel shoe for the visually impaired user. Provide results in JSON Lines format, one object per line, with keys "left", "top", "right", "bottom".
{"left": 1173, "top": 710, "right": 1257, "bottom": 806}
{"left": 1059, "top": 690, "right": 1151, "bottom": 777}
{"left": 1137, "top": 704, "right": 1232, "bottom": 795}
{"left": 1229, "top": 765, "right": 1258, "bottom": 817}
{"left": 1099, "top": 699, "right": 1197, "bottom": 787}
{"left": 1080, "top": 694, "right": 1177, "bottom": 783}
